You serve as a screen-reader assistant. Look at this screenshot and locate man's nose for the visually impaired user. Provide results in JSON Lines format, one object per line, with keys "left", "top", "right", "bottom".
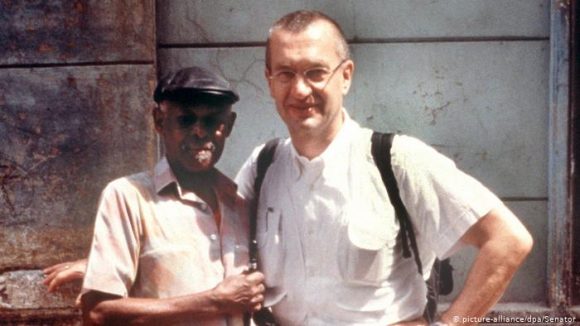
{"left": 191, "top": 120, "right": 209, "bottom": 138}
{"left": 289, "top": 75, "right": 313, "bottom": 98}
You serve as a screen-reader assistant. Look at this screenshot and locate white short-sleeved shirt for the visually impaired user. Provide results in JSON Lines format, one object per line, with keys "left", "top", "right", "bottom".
{"left": 235, "top": 112, "right": 503, "bottom": 325}
{"left": 82, "top": 157, "right": 249, "bottom": 326}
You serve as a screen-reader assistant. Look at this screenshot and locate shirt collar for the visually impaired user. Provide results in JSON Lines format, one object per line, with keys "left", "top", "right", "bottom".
{"left": 318, "top": 109, "right": 358, "bottom": 161}
{"left": 153, "top": 157, "right": 240, "bottom": 209}
{"left": 290, "top": 109, "right": 359, "bottom": 177}
{"left": 153, "top": 157, "right": 177, "bottom": 194}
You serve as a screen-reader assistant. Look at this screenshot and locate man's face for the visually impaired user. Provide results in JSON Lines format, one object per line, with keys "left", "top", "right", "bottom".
{"left": 266, "top": 21, "right": 354, "bottom": 139}
{"left": 154, "top": 101, "right": 236, "bottom": 174}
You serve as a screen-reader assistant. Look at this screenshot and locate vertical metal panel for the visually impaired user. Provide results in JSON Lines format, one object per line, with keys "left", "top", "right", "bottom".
{"left": 0, "top": 0, "right": 155, "bottom": 65}
{"left": 572, "top": 0, "right": 580, "bottom": 305}
{"left": 0, "top": 1, "right": 157, "bottom": 324}
{"left": 0, "top": 65, "right": 157, "bottom": 270}
{"left": 547, "top": 0, "right": 572, "bottom": 308}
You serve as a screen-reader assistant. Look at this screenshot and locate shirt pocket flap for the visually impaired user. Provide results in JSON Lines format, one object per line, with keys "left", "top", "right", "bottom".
{"left": 347, "top": 205, "right": 398, "bottom": 250}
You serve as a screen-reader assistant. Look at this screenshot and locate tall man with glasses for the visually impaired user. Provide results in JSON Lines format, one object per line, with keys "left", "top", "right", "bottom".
{"left": 235, "top": 10, "right": 533, "bottom": 326}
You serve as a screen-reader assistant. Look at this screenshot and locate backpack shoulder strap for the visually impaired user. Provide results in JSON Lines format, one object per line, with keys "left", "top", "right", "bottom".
{"left": 246, "top": 138, "right": 281, "bottom": 326}
{"left": 371, "top": 132, "right": 423, "bottom": 275}
{"left": 254, "top": 138, "right": 280, "bottom": 197}
{"left": 249, "top": 138, "right": 280, "bottom": 270}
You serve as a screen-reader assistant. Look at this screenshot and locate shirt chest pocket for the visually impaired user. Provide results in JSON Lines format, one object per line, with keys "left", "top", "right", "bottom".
{"left": 338, "top": 233, "right": 397, "bottom": 286}
{"left": 256, "top": 206, "right": 286, "bottom": 286}
{"left": 339, "top": 239, "right": 394, "bottom": 285}
{"left": 338, "top": 207, "right": 399, "bottom": 286}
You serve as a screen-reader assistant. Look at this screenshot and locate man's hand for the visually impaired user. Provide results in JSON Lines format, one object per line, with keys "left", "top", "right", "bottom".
{"left": 43, "top": 258, "right": 87, "bottom": 292}
{"left": 211, "top": 271, "right": 265, "bottom": 314}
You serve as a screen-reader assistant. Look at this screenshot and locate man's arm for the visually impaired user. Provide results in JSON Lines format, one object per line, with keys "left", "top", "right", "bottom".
{"left": 439, "top": 205, "right": 533, "bottom": 325}
{"left": 43, "top": 258, "right": 87, "bottom": 292}
{"left": 82, "top": 271, "right": 265, "bottom": 326}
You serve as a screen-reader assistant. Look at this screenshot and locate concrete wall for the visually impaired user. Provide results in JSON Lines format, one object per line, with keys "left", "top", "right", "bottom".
{"left": 0, "top": 1, "right": 156, "bottom": 324}
{"left": 157, "top": 0, "right": 550, "bottom": 306}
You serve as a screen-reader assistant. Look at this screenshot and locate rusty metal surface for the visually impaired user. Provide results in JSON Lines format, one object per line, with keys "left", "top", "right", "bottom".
{"left": 0, "top": 0, "right": 157, "bottom": 322}
{"left": 0, "top": 0, "right": 155, "bottom": 65}
{"left": 0, "top": 65, "right": 157, "bottom": 270}
{"left": 0, "top": 270, "right": 79, "bottom": 310}
{"left": 547, "top": 0, "right": 573, "bottom": 309}
{"left": 0, "top": 308, "right": 81, "bottom": 326}
{"left": 572, "top": 0, "right": 580, "bottom": 306}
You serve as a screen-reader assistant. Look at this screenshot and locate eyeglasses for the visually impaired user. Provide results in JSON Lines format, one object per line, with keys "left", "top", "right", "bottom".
{"left": 268, "top": 59, "right": 348, "bottom": 89}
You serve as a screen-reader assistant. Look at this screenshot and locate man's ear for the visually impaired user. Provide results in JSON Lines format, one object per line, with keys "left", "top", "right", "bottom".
{"left": 153, "top": 105, "right": 165, "bottom": 133}
{"left": 224, "top": 111, "right": 237, "bottom": 137}
{"left": 265, "top": 68, "right": 275, "bottom": 98}
{"left": 341, "top": 59, "right": 355, "bottom": 95}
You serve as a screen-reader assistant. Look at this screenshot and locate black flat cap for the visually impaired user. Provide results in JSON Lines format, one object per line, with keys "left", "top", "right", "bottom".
{"left": 153, "top": 66, "right": 239, "bottom": 105}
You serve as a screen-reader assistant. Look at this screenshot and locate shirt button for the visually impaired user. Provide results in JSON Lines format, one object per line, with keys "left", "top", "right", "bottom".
{"left": 209, "top": 234, "right": 218, "bottom": 241}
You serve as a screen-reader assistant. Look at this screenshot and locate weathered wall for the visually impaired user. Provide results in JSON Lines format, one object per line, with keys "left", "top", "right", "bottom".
{"left": 157, "top": 0, "right": 550, "bottom": 307}
{"left": 0, "top": 1, "right": 156, "bottom": 324}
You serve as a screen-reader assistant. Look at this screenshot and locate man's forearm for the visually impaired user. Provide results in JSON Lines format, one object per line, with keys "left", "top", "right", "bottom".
{"left": 83, "top": 271, "right": 265, "bottom": 325}
{"left": 83, "top": 290, "right": 227, "bottom": 326}
{"left": 440, "top": 207, "right": 533, "bottom": 325}
{"left": 440, "top": 242, "right": 526, "bottom": 324}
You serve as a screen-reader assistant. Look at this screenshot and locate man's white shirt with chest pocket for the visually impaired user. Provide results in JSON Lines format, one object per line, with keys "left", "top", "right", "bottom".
{"left": 235, "top": 111, "right": 503, "bottom": 325}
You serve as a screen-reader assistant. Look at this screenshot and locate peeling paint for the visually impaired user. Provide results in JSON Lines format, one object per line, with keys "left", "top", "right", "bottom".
{"left": 0, "top": 0, "right": 155, "bottom": 65}
{"left": 0, "top": 65, "right": 157, "bottom": 260}
{"left": 425, "top": 101, "right": 451, "bottom": 125}
{"left": 0, "top": 162, "right": 20, "bottom": 213}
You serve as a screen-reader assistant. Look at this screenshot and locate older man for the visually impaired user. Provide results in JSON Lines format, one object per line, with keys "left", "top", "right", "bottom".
{"left": 81, "top": 67, "right": 264, "bottom": 326}
{"left": 235, "top": 10, "right": 533, "bottom": 326}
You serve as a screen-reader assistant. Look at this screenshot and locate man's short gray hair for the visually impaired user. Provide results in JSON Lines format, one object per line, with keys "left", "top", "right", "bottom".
{"left": 265, "top": 10, "right": 350, "bottom": 69}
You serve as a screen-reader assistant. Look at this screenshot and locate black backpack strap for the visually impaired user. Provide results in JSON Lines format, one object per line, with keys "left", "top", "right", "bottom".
{"left": 246, "top": 138, "right": 280, "bottom": 326}
{"left": 255, "top": 139, "right": 280, "bottom": 200}
{"left": 249, "top": 138, "right": 280, "bottom": 270}
{"left": 371, "top": 132, "right": 423, "bottom": 275}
